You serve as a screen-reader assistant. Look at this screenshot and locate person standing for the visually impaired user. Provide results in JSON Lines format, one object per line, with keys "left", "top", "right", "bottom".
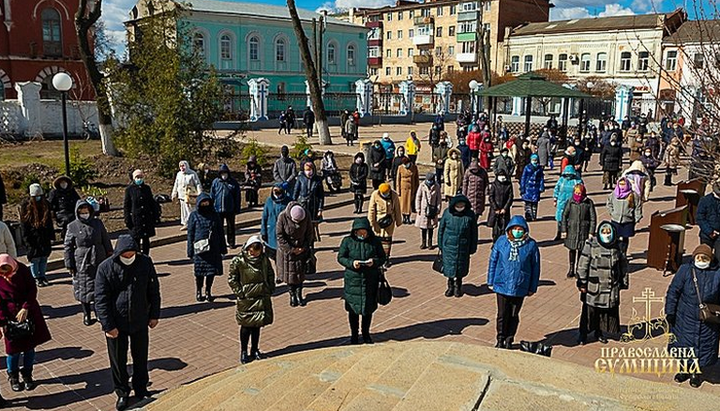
{"left": 493, "top": 147, "right": 515, "bottom": 178}
{"left": 369, "top": 140, "right": 387, "bottom": 190}
{"left": 48, "top": 176, "right": 81, "bottom": 239}
{"left": 228, "top": 235, "right": 275, "bottom": 364}
{"left": 0, "top": 254, "right": 52, "bottom": 395}
{"left": 273, "top": 146, "right": 298, "bottom": 194}
{"left": 561, "top": 184, "right": 596, "bottom": 278}
{"left": 171, "top": 161, "right": 203, "bottom": 229}
{"left": 187, "top": 194, "right": 227, "bottom": 303}
{"left": 337, "top": 217, "right": 387, "bottom": 344}
{"left": 432, "top": 138, "right": 450, "bottom": 186}
{"left": 576, "top": 222, "right": 628, "bottom": 345}
{"left": 488, "top": 170, "right": 514, "bottom": 242}
{"left": 665, "top": 244, "right": 720, "bottom": 388}
{"left": 466, "top": 124, "right": 481, "bottom": 159}
{"left": 285, "top": 106, "right": 295, "bottom": 134}
{"left": 65, "top": 199, "right": 113, "bottom": 326}
{"left": 487, "top": 216, "right": 540, "bottom": 349}
{"left": 697, "top": 182, "right": 720, "bottom": 261}
{"left": 244, "top": 156, "right": 262, "bottom": 208}
{"left": 606, "top": 177, "right": 641, "bottom": 256}
{"left": 405, "top": 131, "right": 421, "bottom": 164}
{"left": 462, "top": 159, "right": 488, "bottom": 221}
{"left": 95, "top": 235, "right": 161, "bottom": 410}
{"left": 416, "top": 173, "right": 442, "bottom": 250}
{"left": 0, "top": 219, "right": 16, "bottom": 258}
{"left": 303, "top": 106, "right": 315, "bottom": 138}
{"left": 349, "top": 153, "right": 369, "bottom": 214}
{"left": 390, "top": 146, "right": 407, "bottom": 189}
{"left": 520, "top": 154, "right": 545, "bottom": 221}
{"left": 640, "top": 147, "right": 660, "bottom": 191}
{"left": 124, "top": 170, "right": 159, "bottom": 256}
{"left": 293, "top": 162, "right": 325, "bottom": 242}
{"left": 380, "top": 133, "right": 396, "bottom": 179}
{"left": 479, "top": 136, "right": 494, "bottom": 171}
{"left": 276, "top": 203, "right": 313, "bottom": 307}
{"left": 20, "top": 184, "right": 53, "bottom": 287}
{"left": 600, "top": 135, "right": 623, "bottom": 190}
{"left": 663, "top": 136, "right": 682, "bottom": 186}
{"left": 559, "top": 146, "right": 577, "bottom": 174}
{"left": 621, "top": 160, "right": 651, "bottom": 206}
{"left": 553, "top": 166, "right": 584, "bottom": 241}
{"left": 260, "top": 183, "right": 291, "bottom": 262}
{"left": 210, "top": 164, "right": 241, "bottom": 249}
{"left": 344, "top": 115, "right": 357, "bottom": 147}
{"left": 396, "top": 158, "right": 419, "bottom": 225}
{"left": 368, "top": 183, "right": 402, "bottom": 268}
{"left": 536, "top": 131, "right": 551, "bottom": 169}
{"left": 456, "top": 137, "right": 472, "bottom": 169}
{"left": 278, "top": 111, "right": 287, "bottom": 135}
{"left": 438, "top": 194, "right": 477, "bottom": 298}
{"left": 514, "top": 139, "right": 532, "bottom": 180}
{"left": 443, "top": 148, "right": 464, "bottom": 201}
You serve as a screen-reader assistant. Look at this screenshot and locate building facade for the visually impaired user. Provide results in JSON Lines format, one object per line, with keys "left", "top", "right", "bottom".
{"left": 0, "top": 0, "right": 94, "bottom": 100}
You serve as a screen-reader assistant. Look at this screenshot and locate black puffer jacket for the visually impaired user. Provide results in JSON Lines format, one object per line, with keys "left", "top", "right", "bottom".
{"left": 48, "top": 176, "right": 81, "bottom": 227}
{"left": 123, "top": 182, "right": 159, "bottom": 238}
{"left": 95, "top": 235, "right": 161, "bottom": 334}
{"left": 600, "top": 144, "right": 623, "bottom": 172}
{"left": 368, "top": 145, "right": 386, "bottom": 181}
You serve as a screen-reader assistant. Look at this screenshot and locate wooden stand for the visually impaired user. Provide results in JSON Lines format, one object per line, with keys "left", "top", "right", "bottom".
{"left": 675, "top": 179, "right": 706, "bottom": 226}
{"left": 647, "top": 206, "right": 688, "bottom": 274}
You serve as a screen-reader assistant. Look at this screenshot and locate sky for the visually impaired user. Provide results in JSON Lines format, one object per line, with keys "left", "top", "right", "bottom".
{"left": 101, "top": 0, "right": 705, "bottom": 54}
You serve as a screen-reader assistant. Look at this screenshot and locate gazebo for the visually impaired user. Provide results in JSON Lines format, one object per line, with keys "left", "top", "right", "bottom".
{"left": 477, "top": 73, "right": 591, "bottom": 138}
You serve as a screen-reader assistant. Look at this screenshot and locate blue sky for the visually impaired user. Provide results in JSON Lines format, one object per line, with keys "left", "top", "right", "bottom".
{"left": 101, "top": 0, "right": 704, "bottom": 53}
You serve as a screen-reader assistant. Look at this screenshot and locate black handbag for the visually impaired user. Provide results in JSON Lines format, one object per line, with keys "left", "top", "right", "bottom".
{"left": 425, "top": 204, "right": 439, "bottom": 219}
{"left": 4, "top": 319, "right": 34, "bottom": 342}
{"left": 306, "top": 249, "right": 317, "bottom": 275}
{"left": 520, "top": 340, "right": 552, "bottom": 357}
{"left": 377, "top": 271, "right": 393, "bottom": 305}
{"left": 378, "top": 214, "right": 394, "bottom": 229}
{"left": 691, "top": 269, "right": 720, "bottom": 324}
{"left": 432, "top": 251, "right": 443, "bottom": 273}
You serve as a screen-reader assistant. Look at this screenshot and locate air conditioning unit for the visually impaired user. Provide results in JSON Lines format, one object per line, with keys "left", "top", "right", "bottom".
{"left": 569, "top": 54, "right": 580, "bottom": 64}
{"left": 505, "top": 65, "right": 511, "bottom": 72}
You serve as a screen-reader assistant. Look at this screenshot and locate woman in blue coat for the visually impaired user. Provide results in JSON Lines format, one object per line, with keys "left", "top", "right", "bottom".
{"left": 187, "top": 193, "right": 227, "bottom": 302}
{"left": 438, "top": 194, "right": 477, "bottom": 298}
{"left": 260, "top": 183, "right": 291, "bottom": 262}
{"left": 487, "top": 215, "right": 540, "bottom": 349}
{"left": 519, "top": 154, "right": 545, "bottom": 221}
{"left": 553, "top": 165, "right": 583, "bottom": 241}
{"left": 665, "top": 244, "right": 720, "bottom": 388}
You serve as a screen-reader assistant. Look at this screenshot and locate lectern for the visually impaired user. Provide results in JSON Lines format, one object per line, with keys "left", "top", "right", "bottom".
{"left": 675, "top": 179, "right": 706, "bottom": 226}
{"left": 647, "top": 206, "right": 688, "bottom": 274}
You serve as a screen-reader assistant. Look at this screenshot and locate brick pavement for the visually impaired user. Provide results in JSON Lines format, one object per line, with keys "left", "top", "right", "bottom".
{"left": 6, "top": 130, "right": 719, "bottom": 410}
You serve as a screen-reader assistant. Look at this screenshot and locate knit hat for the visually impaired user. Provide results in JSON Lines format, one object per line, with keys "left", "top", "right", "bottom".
{"left": 693, "top": 244, "right": 713, "bottom": 260}
{"left": 244, "top": 235, "right": 264, "bottom": 250}
{"left": 132, "top": 169, "right": 143, "bottom": 179}
{"left": 379, "top": 183, "right": 391, "bottom": 195}
{"left": 29, "top": 183, "right": 43, "bottom": 197}
{"left": 290, "top": 205, "right": 306, "bottom": 222}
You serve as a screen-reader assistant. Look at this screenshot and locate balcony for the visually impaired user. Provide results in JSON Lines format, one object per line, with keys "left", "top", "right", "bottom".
{"left": 368, "top": 38, "right": 382, "bottom": 47}
{"left": 413, "top": 34, "right": 434, "bottom": 46}
{"left": 413, "top": 54, "right": 433, "bottom": 65}
{"left": 414, "top": 16, "right": 434, "bottom": 25}
{"left": 456, "top": 32, "right": 477, "bottom": 42}
{"left": 366, "top": 21, "right": 383, "bottom": 29}
{"left": 456, "top": 52, "right": 477, "bottom": 63}
{"left": 368, "top": 57, "right": 383, "bottom": 66}
{"left": 457, "top": 10, "right": 478, "bottom": 21}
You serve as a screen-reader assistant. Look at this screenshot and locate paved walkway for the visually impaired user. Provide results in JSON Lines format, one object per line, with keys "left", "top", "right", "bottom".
{"left": 5, "top": 124, "right": 717, "bottom": 411}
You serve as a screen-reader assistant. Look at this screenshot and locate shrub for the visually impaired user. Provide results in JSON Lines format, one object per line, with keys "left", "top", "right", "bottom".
{"left": 291, "top": 134, "right": 313, "bottom": 160}
{"left": 68, "top": 147, "right": 97, "bottom": 187}
{"left": 240, "top": 138, "right": 270, "bottom": 166}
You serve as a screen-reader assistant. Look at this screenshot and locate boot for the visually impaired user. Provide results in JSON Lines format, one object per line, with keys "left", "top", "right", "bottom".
{"left": 362, "top": 334, "right": 374, "bottom": 344}
{"left": 350, "top": 332, "right": 360, "bottom": 345}
{"left": 553, "top": 227, "right": 562, "bottom": 241}
{"left": 674, "top": 373, "right": 691, "bottom": 383}
{"left": 495, "top": 336, "right": 506, "bottom": 349}
{"left": 664, "top": 173, "right": 673, "bottom": 186}
{"left": 596, "top": 331, "right": 608, "bottom": 344}
{"left": 567, "top": 258, "right": 576, "bottom": 278}
{"left": 240, "top": 351, "right": 253, "bottom": 364}
{"left": 196, "top": 290, "right": 205, "bottom": 302}
{"left": 7, "top": 371, "right": 23, "bottom": 392}
{"left": 289, "top": 289, "right": 298, "bottom": 307}
{"left": 205, "top": 290, "right": 214, "bottom": 303}
{"left": 420, "top": 230, "right": 427, "bottom": 250}
{"left": 0, "top": 394, "right": 6, "bottom": 408}
{"left": 504, "top": 337, "right": 514, "bottom": 349}
{"left": 444, "top": 278, "right": 454, "bottom": 297}
{"left": 20, "top": 369, "right": 36, "bottom": 391}
{"left": 454, "top": 278, "right": 463, "bottom": 298}
{"left": 428, "top": 229, "right": 434, "bottom": 250}
{"left": 296, "top": 286, "right": 306, "bottom": 307}
{"left": 689, "top": 374, "right": 703, "bottom": 388}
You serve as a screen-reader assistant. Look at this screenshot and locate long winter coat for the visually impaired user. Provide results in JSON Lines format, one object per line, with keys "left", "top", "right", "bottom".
{"left": 20, "top": 199, "right": 54, "bottom": 260}
{"left": 561, "top": 198, "right": 597, "bottom": 250}
{"left": 462, "top": 163, "right": 488, "bottom": 218}
{"left": 349, "top": 154, "right": 369, "bottom": 194}
{"left": 64, "top": 201, "right": 113, "bottom": 303}
{"left": 697, "top": 194, "right": 720, "bottom": 244}
{"left": 275, "top": 201, "right": 313, "bottom": 285}
{"left": 338, "top": 218, "right": 387, "bottom": 316}
{"left": 600, "top": 144, "right": 623, "bottom": 172}
{"left": 467, "top": 130, "right": 481, "bottom": 151}
{"left": 553, "top": 166, "right": 584, "bottom": 222}
{"left": 664, "top": 139, "right": 682, "bottom": 168}
{"left": 536, "top": 135, "right": 551, "bottom": 166}
{"left": 479, "top": 140, "right": 494, "bottom": 170}
{"left": 629, "top": 138, "right": 644, "bottom": 162}
{"left": 520, "top": 163, "right": 545, "bottom": 203}
{"left": 368, "top": 190, "right": 402, "bottom": 238}
{"left": 0, "top": 261, "right": 51, "bottom": 354}
{"left": 493, "top": 155, "right": 515, "bottom": 178}
{"left": 210, "top": 164, "right": 242, "bottom": 215}
{"left": 369, "top": 145, "right": 387, "bottom": 181}
{"left": 487, "top": 216, "right": 540, "bottom": 298}
{"left": 415, "top": 181, "right": 442, "bottom": 229}
{"left": 261, "top": 192, "right": 291, "bottom": 252}
{"left": 228, "top": 252, "right": 275, "bottom": 327}
{"left": 187, "top": 194, "right": 227, "bottom": 277}
{"left": 665, "top": 263, "right": 720, "bottom": 367}
{"left": 396, "top": 164, "right": 419, "bottom": 215}
{"left": 514, "top": 146, "right": 532, "bottom": 180}
{"left": 438, "top": 195, "right": 477, "bottom": 279}
{"left": 95, "top": 235, "right": 161, "bottom": 334}
{"left": 487, "top": 179, "right": 513, "bottom": 228}
{"left": 171, "top": 167, "right": 203, "bottom": 202}
{"left": 273, "top": 156, "right": 297, "bottom": 189}
{"left": 293, "top": 163, "right": 325, "bottom": 222}
{"left": 123, "top": 182, "right": 159, "bottom": 238}
{"left": 607, "top": 193, "right": 641, "bottom": 225}
{"left": 443, "top": 149, "right": 464, "bottom": 198}
{"left": 577, "top": 238, "right": 628, "bottom": 308}
{"left": 48, "top": 176, "right": 80, "bottom": 228}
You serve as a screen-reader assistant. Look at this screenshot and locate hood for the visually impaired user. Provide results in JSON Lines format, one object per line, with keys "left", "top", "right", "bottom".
{"left": 53, "top": 176, "right": 74, "bottom": 190}
{"left": 324, "top": 151, "right": 334, "bottom": 158}
{"left": 505, "top": 215, "right": 529, "bottom": 232}
{"left": 218, "top": 164, "right": 231, "bottom": 173}
{"left": 596, "top": 221, "right": 618, "bottom": 249}
{"left": 112, "top": 234, "right": 139, "bottom": 258}
{"left": 248, "top": 156, "right": 257, "bottom": 164}
{"left": 562, "top": 165, "right": 577, "bottom": 176}
{"left": 351, "top": 217, "right": 374, "bottom": 239}
{"left": 74, "top": 199, "right": 96, "bottom": 221}
{"left": 448, "top": 194, "right": 471, "bottom": 210}
{"left": 179, "top": 160, "right": 193, "bottom": 174}
{"left": 302, "top": 161, "right": 318, "bottom": 175}
{"left": 354, "top": 152, "right": 365, "bottom": 161}
{"left": 195, "top": 192, "right": 213, "bottom": 208}
{"left": 625, "top": 160, "right": 647, "bottom": 175}
{"left": 448, "top": 148, "right": 461, "bottom": 157}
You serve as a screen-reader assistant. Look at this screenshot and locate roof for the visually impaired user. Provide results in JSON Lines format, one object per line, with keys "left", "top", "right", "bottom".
{"left": 510, "top": 13, "right": 666, "bottom": 37}
{"left": 477, "top": 73, "right": 591, "bottom": 98}
{"left": 665, "top": 20, "right": 720, "bottom": 44}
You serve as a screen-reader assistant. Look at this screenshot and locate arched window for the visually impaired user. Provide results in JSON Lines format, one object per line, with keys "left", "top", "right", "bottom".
{"left": 220, "top": 34, "right": 232, "bottom": 69}
{"left": 580, "top": 53, "right": 591, "bottom": 72}
{"left": 595, "top": 52, "right": 607, "bottom": 72}
{"left": 193, "top": 32, "right": 206, "bottom": 59}
{"left": 327, "top": 43, "right": 336, "bottom": 65}
{"left": 275, "top": 38, "right": 286, "bottom": 62}
{"left": 619, "top": 51, "right": 631, "bottom": 71}
{"left": 347, "top": 44, "right": 356, "bottom": 67}
{"left": 249, "top": 36, "right": 260, "bottom": 61}
{"left": 41, "top": 8, "right": 62, "bottom": 57}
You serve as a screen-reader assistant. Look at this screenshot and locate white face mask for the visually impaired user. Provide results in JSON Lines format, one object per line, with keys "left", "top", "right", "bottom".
{"left": 599, "top": 233, "right": 613, "bottom": 244}
{"left": 498, "top": 176, "right": 507, "bottom": 182}
{"left": 305, "top": 170, "right": 313, "bottom": 177}
{"left": 60, "top": 182, "right": 69, "bottom": 189}
{"left": 221, "top": 174, "right": 228, "bottom": 180}
{"left": 79, "top": 213, "right": 91, "bottom": 220}
{"left": 119, "top": 255, "right": 136, "bottom": 266}
{"left": 695, "top": 259, "right": 711, "bottom": 270}
{"left": 454, "top": 204, "right": 466, "bottom": 213}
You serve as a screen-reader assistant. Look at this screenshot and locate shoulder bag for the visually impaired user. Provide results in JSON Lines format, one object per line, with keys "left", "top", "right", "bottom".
{"left": 432, "top": 250, "right": 444, "bottom": 274}
{"left": 691, "top": 268, "right": 720, "bottom": 325}
{"left": 193, "top": 225, "right": 213, "bottom": 255}
{"left": 377, "top": 270, "right": 393, "bottom": 306}
{"left": 377, "top": 199, "right": 394, "bottom": 229}
{"left": 0, "top": 298, "right": 34, "bottom": 342}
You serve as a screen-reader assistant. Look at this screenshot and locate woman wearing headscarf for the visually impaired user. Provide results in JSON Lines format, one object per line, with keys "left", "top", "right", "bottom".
{"left": 0, "top": 253, "right": 52, "bottom": 393}
{"left": 438, "top": 194, "right": 477, "bottom": 298}
{"left": 293, "top": 162, "right": 325, "bottom": 242}
{"left": 276, "top": 203, "right": 313, "bottom": 307}
{"left": 487, "top": 216, "right": 540, "bottom": 349}
{"left": 663, "top": 136, "right": 682, "bottom": 186}
{"left": 443, "top": 148, "right": 464, "bottom": 201}
{"left": 228, "top": 235, "right": 275, "bottom": 364}
{"left": 415, "top": 173, "right": 442, "bottom": 250}
{"left": 244, "top": 156, "right": 262, "bottom": 208}
{"left": 64, "top": 199, "right": 113, "bottom": 326}
{"left": 561, "top": 184, "right": 596, "bottom": 278}
{"left": 390, "top": 146, "right": 407, "bottom": 190}
{"left": 606, "top": 177, "right": 641, "bottom": 256}
{"left": 337, "top": 217, "right": 387, "bottom": 344}
{"left": 462, "top": 158, "right": 489, "bottom": 222}
{"left": 576, "top": 222, "right": 628, "bottom": 345}
{"left": 520, "top": 154, "right": 545, "bottom": 222}
{"left": 349, "top": 152, "right": 369, "bottom": 214}
{"left": 260, "top": 183, "right": 291, "bottom": 262}
{"left": 488, "top": 170, "right": 514, "bottom": 242}
{"left": 368, "top": 183, "right": 402, "bottom": 268}
{"left": 187, "top": 193, "right": 227, "bottom": 303}
{"left": 514, "top": 139, "right": 532, "bottom": 180}
{"left": 621, "top": 160, "right": 651, "bottom": 205}
{"left": 172, "top": 160, "right": 203, "bottom": 229}
{"left": 396, "top": 157, "right": 419, "bottom": 225}
{"left": 553, "top": 165, "right": 583, "bottom": 241}
{"left": 20, "top": 184, "right": 54, "bottom": 287}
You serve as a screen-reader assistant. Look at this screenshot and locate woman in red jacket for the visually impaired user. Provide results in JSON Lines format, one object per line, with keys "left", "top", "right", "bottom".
{"left": 479, "top": 136, "right": 494, "bottom": 170}
{"left": 466, "top": 124, "right": 481, "bottom": 160}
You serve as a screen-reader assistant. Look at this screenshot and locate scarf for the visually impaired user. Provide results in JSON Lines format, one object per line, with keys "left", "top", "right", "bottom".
{"left": 509, "top": 237, "right": 527, "bottom": 261}
{"left": 572, "top": 184, "right": 587, "bottom": 203}
{"left": 613, "top": 178, "right": 633, "bottom": 199}
{"left": 0, "top": 253, "right": 18, "bottom": 276}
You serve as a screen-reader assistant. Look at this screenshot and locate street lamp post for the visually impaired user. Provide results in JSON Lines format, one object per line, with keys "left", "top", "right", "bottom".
{"left": 53, "top": 72, "right": 73, "bottom": 176}
{"left": 469, "top": 80, "right": 479, "bottom": 118}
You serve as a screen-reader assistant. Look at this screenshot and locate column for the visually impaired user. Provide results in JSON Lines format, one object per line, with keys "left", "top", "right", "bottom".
{"left": 433, "top": 81, "right": 453, "bottom": 115}
{"left": 511, "top": 96, "right": 523, "bottom": 116}
{"left": 355, "top": 79, "right": 373, "bottom": 117}
{"left": 247, "top": 78, "right": 269, "bottom": 122}
{"left": 15, "top": 81, "right": 42, "bottom": 136}
{"left": 614, "top": 84, "right": 634, "bottom": 122}
{"left": 398, "top": 79, "right": 415, "bottom": 116}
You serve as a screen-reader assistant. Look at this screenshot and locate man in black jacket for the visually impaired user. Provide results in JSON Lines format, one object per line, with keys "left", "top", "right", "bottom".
{"left": 123, "top": 170, "right": 159, "bottom": 255}
{"left": 95, "top": 235, "right": 161, "bottom": 410}
{"left": 48, "top": 176, "right": 81, "bottom": 239}
{"left": 303, "top": 106, "right": 315, "bottom": 138}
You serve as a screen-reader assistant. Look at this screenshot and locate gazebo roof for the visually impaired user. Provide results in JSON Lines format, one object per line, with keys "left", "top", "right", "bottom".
{"left": 477, "top": 73, "right": 591, "bottom": 98}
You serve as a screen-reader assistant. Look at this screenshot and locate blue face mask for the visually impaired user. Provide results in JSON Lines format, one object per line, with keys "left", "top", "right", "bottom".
{"left": 134, "top": 179, "right": 144, "bottom": 186}
{"left": 34, "top": 196, "right": 43, "bottom": 202}
{"left": 511, "top": 229, "right": 525, "bottom": 239}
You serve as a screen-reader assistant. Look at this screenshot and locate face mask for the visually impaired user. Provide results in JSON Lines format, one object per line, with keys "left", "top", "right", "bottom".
{"left": 498, "top": 176, "right": 507, "bottom": 182}
{"left": 221, "top": 174, "right": 228, "bottom": 180}
{"left": 426, "top": 179, "right": 435, "bottom": 186}
{"left": 380, "top": 192, "right": 390, "bottom": 199}
{"left": 79, "top": 212, "right": 91, "bottom": 220}
{"left": 454, "top": 204, "right": 466, "bottom": 213}
{"left": 511, "top": 229, "right": 525, "bottom": 239}
{"left": 636, "top": 138, "right": 642, "bottom": 142}
{"left": 644, "top": 152, "right": 651, "bottom": 157}
{"left": 34, "top": 196, "right": 42, "bottom": 201}
{"left": 355, "top": 158, "right": 362, "bottom": 164}
{"left": 59, "top": 182, "right": 68, "bottom": 189}
{"left": 119, "top": 255, "right": 136, "bottom": 266}
{"left": 531, "top": 160, "right": 538, "bottom": 165}
{"left": 695, "top": 260, "right": 711, "bottom": 270}
{"left": 404, "top": 163, "right": 411, "bottom": 169}
{"left": 501, "top": 153, "right": 508, "bottom": 158}
{"left": 134, "top": 178, "right": 144, "bottom": 185}
{"left": 599, "top": 233, "right": 613, "bottom": 244}
{"left": 611, "top": 142, "right": 617, "bottom": 146}
{"left": 574, "top": 142, "right": 581, "bottom": 146}
{"left": 356, "top": 235, "right": 366, "bottom": 241}
{"left": 305, "top": 170, "right": 313, "bottom": 177}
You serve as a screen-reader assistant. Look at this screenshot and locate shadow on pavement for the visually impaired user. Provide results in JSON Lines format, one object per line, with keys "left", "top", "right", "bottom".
{"left": 161, "top": 301, "right": 234, "bottom": 319}
{"left": 34, "top": 346, "right": 95, "bottom": 365}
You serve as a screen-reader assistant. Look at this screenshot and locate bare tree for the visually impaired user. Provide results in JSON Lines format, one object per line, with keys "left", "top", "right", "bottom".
{"left": 75, "top": 0, "right": 119, "bottom": 156}
{"left": 287, "top": 0, "right": 332, "bottom": 145}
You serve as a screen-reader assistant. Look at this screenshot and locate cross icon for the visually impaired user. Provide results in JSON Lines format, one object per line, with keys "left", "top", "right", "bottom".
{"left": 633, "top": 287, "right": 664, "bottom": 323}
{"left": 258, "top": 83, "right": 267, "bottom": 119}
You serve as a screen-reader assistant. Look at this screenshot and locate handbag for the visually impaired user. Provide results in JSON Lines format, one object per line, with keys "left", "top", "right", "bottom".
{"left": 425, "top": 204, "right": 439, "bottom": 219}
{"left": 520, "top": 340, "right": 552, "bottom": 357}
{"left": 377, "top": 270, "right": 393, "bottom": 305}
{"left": 193, "top": 226, "right": 212, "bottom": 255}
{"left": 306, "top": 249, "right": 317, "bottom": 275}
{"left": 376, "top": 200, "right": 394, "bottom": 229}
{"left": 4, "top": 319, "right": 34, "bottom": 342}
{"left": 432, "top": 251, "right": 444, "bottom": 274}
{"left": 691, "top": 268, "right": 720, "bottom": 324}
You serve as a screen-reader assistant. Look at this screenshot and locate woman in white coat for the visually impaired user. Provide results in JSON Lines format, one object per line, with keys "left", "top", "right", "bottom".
{"left": 172, "top": 160, "right": 203, "bottom": 228}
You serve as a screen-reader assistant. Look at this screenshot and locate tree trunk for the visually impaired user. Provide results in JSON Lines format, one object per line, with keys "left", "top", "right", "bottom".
{"left": 75, "top": 0, "right": 119, "bottom": 156}
{"left": 287, "top": 0, "right": 332, "bottom": 145}
{"left": 478, "top": 26, "right": 492, "bottom": 110}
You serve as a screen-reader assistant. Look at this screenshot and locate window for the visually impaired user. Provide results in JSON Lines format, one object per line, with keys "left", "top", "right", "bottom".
{"left": 558, "top": 53, "right": 568, "bottom": 71}
{"left": 421, "top": 8, "right": 430, "bottom": 17}
{"left": 193, "top": 32, "right": 206, "bottom": 59}
{"left": 523, "top": 55, "right": 533, "bottom": 72}
{"left": 408, "top": 48, "right": 414, "bottom": 56}
{"left": 449, "top": 26, "right": 455, "bottom": 36}
{"left": 275, "top": 38, "right": 286, "bottom": 62}
{"left": 220, "top": 34, "right": 232, "bottom": 69}
{"left": 368, "top": 27, "right": 381, "bottom": 40}
{"left": 397, "top": 48, "right": 402, "bottom": 58}
{"left": 435, "top": 66, "right": 442, "bottom": 76}
{"left": 328, "top": 43, "right": 336, "bottom": 64}
{"left": 396, "top": 66, "right": 402, "bottom": 76}
{"left": 370, "top": 67, "right": 378, "bottom": 76}
{"left": 409, "top": 29, "right": 414, "bottom": 38}
{"left": 398, "top": 11, "right": 403, "bottom": 20}
{"left": 386, "top": 48, "right": 391, "bottom": 58}
{"left": 386, "top": 67, "right": 391, "bottom": 76}
{"left": 484, "top": 0, "right": 491, "bottom": 11}
{"left": 386, "top": 31, "right": 392, "bottom": 40}
{"left": 461, "top": 42, "right": 474, "bottom": 53}
{"left": 619, "top": 51, "right": 631, "bottom": 71}
{"left": 447, "top": 65, "right": 454, "bottom": 74}
{"left": 665, "top": 50, "right": 678, "bottom": 71}
{"left": 435, "top": 46, "right": 443, "bottom": 56}
{"left": 347, "top": 44, "right": 356, "bottom": 66}
{"left": 694, "top": 53, "right": 705, "bottom": 69}
{"left": 397, "top": 30, "right": 403, "bottom": 39}
{"left": 249, "top": 36, "right": 259, "bottom": 61}
{"left": 386, "top": 12, "right": 392, "bottom": 21}
{"left": 41, "top": 8, "right": 62, "bottom": 56}
{"left": 543, "top": 54, "right": 553, "bottom": 69}
{"left": 595, "top": 52, "right": 607, "bottom": 72}
{"left": 408, "top": 66, "right": 414, "bottom": 75}
{"left": 436, "top": 27, "right": 442, "bottom": 37}
{"left": 580, "top": 53, "right": 590, "bottom": 72}
{"left": 420, "top": 66, "right": 429, "bottom": 75}
{"left": 462, "top": 2, "right": 477, "bottom": 11}
{"left": 510, "top": 55, "right": 520, "bottom": 73}
{"left": 368, "top": 47, "right": 380, "bottom": 57}
{"left": 437, "top": 6, "right": 444, "bottom": 16}
{"left": 638, "top": 51, "right": 649, "bottom": 71}
{"left": 448, "top": 45, "right": 454, "bottom": 55}
{"left": 450, "top": 5, "right": 456, "bottom": 14}
{"left": 458, "top": 21, "right": 476, "bottom": 33}
{"left": 409, "top": 10, "right": 414, "bottom": 18}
